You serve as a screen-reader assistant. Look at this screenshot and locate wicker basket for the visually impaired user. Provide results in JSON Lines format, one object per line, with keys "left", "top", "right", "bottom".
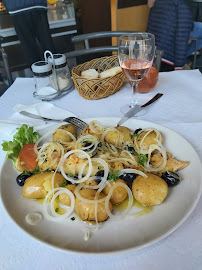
{"left": 72, "top": 55, "right": 126, "bottom": 100}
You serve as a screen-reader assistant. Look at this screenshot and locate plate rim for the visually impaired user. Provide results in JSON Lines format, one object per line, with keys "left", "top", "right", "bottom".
{"left": 0, "top": 117, "right": 202, "bottom": 256}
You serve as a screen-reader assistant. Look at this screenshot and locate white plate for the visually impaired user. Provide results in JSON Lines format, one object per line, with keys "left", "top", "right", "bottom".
{"left": 0, "top": 117, "right": 202, "bottom": 255}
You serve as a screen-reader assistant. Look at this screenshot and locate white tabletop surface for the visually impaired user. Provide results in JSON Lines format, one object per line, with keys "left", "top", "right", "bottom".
{"left": 0, "top": 70, "right": 202, "bottom": 270}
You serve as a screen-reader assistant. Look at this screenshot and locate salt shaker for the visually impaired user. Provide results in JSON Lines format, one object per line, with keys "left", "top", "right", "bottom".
{"left": 31, "top": 61, "right": 57, "bottom": 99}
{"left": 45, "top": 51, "right": 73, "bottom": 92}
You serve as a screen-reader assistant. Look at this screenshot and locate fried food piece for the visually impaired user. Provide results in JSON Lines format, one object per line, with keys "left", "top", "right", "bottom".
{"left": 136, "top": 130, "right": 163, "bottom": 150}
{"left": 15, "top": 156, "right": 32, "bottom": 173}
{"left": 81, "top": 126, "right": 102, "bottom": 140}
{"left": 105, "top": 128, "right": 133, "bottom": 147}
{"left": 132, "top": 173, "right": 168, "bottom": 206}
{"left": 62, "top": 153, "right": 100, "bottom": 176}
{"left": 53, "top": 124, "right": 76, "bottom": 143}
{"left": 38, "top": 142, "right": 61, "bottom": 172}
{"left": 150, "top": 152, "right": 190, "bottom": 173}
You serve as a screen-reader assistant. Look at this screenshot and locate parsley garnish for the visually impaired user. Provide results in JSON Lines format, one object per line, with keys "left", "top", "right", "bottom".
{"left": 55, "top": 208, "right": 59, "bottom": 212}
{"left": 131, "top": 149, "right": 136, "bottom": 155}
{"left": 32, "top": 166, "right": 40, "bottom": 174}
{"left": 61, "top": 181, "right": 68, "bottom": 187}
{"left": 138, "top": 154, "right": 148, "bottom": 166}
{"left": 98, "top": 166, "right": 102, "bottom": 170}
{"left": 108, "top": 170, "right": 120, "bottom": 181}
{"left": 133, "top": 133, "right": 139, "bottom": 137}
{"left": 22, "top": 170, "right": 32, "bottom": 176}
{"left": 83, "top": 140, "right": 89, "bottom": 144}
{"left": 68, "top": 173, "right": 73, "bottom": 177}
{"left": 102, "top": 148, "right": 107, "bottom": 154}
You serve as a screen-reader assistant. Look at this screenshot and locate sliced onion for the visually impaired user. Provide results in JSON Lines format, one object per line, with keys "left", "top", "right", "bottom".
{"left": 74, "top": 183, "right": 106, "bottom": 204}
{"left": 43, "top": 187, "right": 75, "bottom": 221}
{"left": 37, "top": 142, "right": 60, "bottom": 167}
{"left": 25, "top": 213, "right": 42, "bottom": 225}
{"left": 105, "top": 182, "right": 133, "bottom": 220}
{"left": 101, "top": 127, "right": 120, "bottom": 145}
{"left": 51, "top": 142, "right": 64, "bottom": 189}
{"left": 134, "top": 128, "right": 163, "bottom": 155}
{"left": 34, "top": 128, "right": 76, "bottom": 155}
{"left": 106, "top": 143, "right": 118, "bottom": 154}
{"left": 76, "top": 134, "right": 98, "bottom": 155}
{"left": 144, "top": 142, "right": 167, "bottom": 172}
{"left": 89, "top": 120, "right": 104, "bottom": 134}
{"left": 107, "top": 157, "right": 137, "bottom": 166}
{"left": 79, "top": 158, "right": 109, "bottom": 189}
{"left": 60, "top": 149, "right": 92, "bottom": 184}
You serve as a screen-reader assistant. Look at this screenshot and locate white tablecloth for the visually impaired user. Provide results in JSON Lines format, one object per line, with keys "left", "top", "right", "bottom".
{"left": 0, "top": 70, "right": 202, "bottom": 270}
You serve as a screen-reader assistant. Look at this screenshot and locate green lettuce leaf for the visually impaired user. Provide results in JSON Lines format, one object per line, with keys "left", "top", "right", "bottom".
{"left": 1, "top": 124, "right": 39, "bottom": 162}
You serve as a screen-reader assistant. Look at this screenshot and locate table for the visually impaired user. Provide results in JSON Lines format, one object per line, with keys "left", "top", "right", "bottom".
{"left": 0, "top": 70, "right": 202, "bottom": 270}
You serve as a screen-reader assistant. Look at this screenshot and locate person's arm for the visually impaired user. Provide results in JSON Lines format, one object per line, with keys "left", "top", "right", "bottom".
{"left": 174, "top": 1, "right": 193, "bottom": 69}
{"left": 147, "top": 0, "right": 156, "bottom": 8}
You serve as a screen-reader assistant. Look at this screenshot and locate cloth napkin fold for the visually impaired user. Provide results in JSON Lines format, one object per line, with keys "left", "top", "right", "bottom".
{"left": 0, "top": 102, "right": 77, "bottom": 136}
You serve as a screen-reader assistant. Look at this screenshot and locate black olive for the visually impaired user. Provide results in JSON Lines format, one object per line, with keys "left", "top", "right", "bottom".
{"left": 119, "top": 173, "right": 136, "bottom": 188}
{"left": 95, "top": 170, "right": 106, "bottom": 183}
{"left": 134, "top": 128, "right": 142, "bottom": 134}
{"left": 83, "top": 142, "right": 97, "bottom": 157}
{"left": 96, "top": 170, "right": 105, "bottom": 177}
{"left": 83, "top": 142, "right": 94, "bottom": 152}
{"left": 127, "top": 146, "right": 136, "bottom": 154}
{"left": 161, "top": 171, "right": 180, "bottom": 187}
{"left": 16, "top": 173, "right": 32, "bottom": 186}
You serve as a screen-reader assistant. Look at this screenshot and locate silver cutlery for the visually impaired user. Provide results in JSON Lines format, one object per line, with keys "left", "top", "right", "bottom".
{"left": 19, "top": 111, "right": 88, "bottom": 131}
{"left": 117, "top": 93, "right": 163, "bottom": 127}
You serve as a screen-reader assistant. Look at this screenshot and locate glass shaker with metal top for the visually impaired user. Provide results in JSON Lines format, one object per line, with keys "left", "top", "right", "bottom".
{"left": 45, "top": 52, "right": 73, "bottom": 93}
{"left": 31, "top": 61, "right": 58, "bottom": 100}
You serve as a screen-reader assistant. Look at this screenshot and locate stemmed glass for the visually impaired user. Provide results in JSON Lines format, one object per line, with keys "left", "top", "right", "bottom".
{"left": 118, "top": 32, "right": 155, "bottom": 114}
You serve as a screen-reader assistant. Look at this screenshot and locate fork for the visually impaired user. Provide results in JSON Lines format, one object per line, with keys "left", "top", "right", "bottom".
{"left": 19, "top": 111, "right": 88, "bottom": 131}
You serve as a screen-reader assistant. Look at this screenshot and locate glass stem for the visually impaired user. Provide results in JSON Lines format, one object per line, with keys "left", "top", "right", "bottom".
{"left": 131, "top": 81, "right": 139, "bottom": 107}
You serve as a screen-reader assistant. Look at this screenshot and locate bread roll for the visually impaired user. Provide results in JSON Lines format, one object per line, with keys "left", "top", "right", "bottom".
{"left": 99, "top": 67, "right": 122, "bottom": 79}
{"left": 81, "top": 69, "right": 99, "bottom": 79}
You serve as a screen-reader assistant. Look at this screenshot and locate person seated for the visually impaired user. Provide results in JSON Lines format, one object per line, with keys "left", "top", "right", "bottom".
{"left": 147, "top": 0, "right": 193, "bottom": 71}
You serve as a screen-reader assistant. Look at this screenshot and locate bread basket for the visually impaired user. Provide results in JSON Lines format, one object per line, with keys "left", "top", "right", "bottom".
{"left": 72, "top": 55, "right": 126, "bottom": 100}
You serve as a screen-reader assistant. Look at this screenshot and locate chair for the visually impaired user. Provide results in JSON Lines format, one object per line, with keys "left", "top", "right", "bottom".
{"left": 0, "top": 36, "right": 13, "bottom": 87}
{"left": 189, "top": 38, "right": 202, "bottom": 69}
{"left": 65, "top": 31, "right": 164, "bottom": 70}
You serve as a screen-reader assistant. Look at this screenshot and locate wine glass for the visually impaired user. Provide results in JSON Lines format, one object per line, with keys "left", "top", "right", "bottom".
{"left": 118, "top": 32, "right": 155, "bottom": 114}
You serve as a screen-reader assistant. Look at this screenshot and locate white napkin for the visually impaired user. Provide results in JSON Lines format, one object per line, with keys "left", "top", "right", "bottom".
{"left": 0, "top": 102, "right": 77, "bottom": 136}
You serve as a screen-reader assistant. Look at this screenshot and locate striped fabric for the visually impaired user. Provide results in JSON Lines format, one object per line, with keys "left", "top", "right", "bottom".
{"left": 147, "top": 0, "right": 193, "bottom": 68}
{"left": 4, "top": 0, "right": 47, "bottom": 15}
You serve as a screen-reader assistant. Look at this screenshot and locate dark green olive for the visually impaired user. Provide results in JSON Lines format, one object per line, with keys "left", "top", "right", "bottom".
{"left": 161, "top": 171, "right": 180, "bottom": 187}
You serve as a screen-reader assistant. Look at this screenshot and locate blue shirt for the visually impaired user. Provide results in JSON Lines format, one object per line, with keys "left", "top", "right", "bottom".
{"left": 147, "top": 0, "right": 193, "bottom": 67}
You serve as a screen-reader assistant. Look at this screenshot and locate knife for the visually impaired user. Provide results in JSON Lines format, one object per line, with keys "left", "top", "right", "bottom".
{"left": 117, "top": 93, "right": 163, "bottom": 127}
